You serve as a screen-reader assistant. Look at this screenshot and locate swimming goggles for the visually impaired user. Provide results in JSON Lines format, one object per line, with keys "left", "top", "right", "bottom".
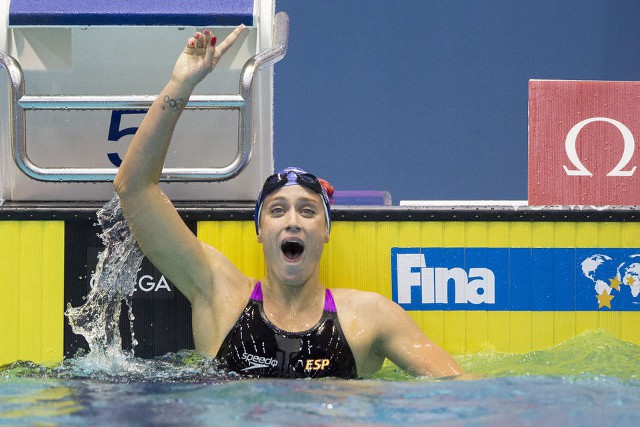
{"left": 254, "top": 169, "right": 331, "bottom": 235}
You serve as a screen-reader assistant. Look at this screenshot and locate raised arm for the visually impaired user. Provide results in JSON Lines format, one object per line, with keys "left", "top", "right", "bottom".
{"left": 114, "top": 26, "right": 245, "bottom": 302}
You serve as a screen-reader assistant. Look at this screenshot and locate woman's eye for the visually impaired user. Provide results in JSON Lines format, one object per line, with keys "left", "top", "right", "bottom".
{"left": 301, "top": 208, "right": 315, "bottom": 216}
{"left": 271, "top": 207, "right": 285, "bottom": 215}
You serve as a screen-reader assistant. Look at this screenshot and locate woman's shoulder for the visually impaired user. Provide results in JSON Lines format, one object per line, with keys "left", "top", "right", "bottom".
{"left": 329, "top": 287, "right": 395, "bottom": 313}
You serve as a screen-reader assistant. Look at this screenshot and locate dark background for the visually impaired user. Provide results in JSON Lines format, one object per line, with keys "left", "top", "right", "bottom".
{"left": 273, "top": 1, "right": 640, "bottom": 203}
{"left": 64, "top": 221, "right": 194, "bottom": 358}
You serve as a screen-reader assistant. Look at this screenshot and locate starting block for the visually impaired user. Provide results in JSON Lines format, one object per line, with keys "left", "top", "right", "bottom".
{"left": 0, "top": 0, "right": 287, "bottom": 201}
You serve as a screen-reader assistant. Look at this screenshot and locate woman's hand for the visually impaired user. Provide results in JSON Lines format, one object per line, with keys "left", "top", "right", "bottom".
{"left": 171, "top": 24, "right": 245, "bottom": 88}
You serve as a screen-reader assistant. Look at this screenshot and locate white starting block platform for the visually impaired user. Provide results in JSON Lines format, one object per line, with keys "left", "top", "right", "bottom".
{"left": 0, "top": 0, "right": 286, "bottom": 201}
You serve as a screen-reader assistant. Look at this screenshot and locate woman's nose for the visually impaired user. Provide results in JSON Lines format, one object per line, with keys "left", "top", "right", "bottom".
{"left": 284, "top": 211, "right": 301, "bottom": 231}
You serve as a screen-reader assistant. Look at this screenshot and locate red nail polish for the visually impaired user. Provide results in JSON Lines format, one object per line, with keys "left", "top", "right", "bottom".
{"left": 210, "top": 36, "right": 217, "bottom": 46}
{"left": 189, "top": 40, "right": 195, "bottom": 47}
{"left": 204, "top": 29, "right": 211, "bottom": 35}
{"left": 195, "top": 33, "right": 200, "bottom": 39}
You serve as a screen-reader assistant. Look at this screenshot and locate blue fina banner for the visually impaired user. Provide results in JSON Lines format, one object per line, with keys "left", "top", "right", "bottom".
{"left": 391, "top": 248, "right": 640, "bottom": 311}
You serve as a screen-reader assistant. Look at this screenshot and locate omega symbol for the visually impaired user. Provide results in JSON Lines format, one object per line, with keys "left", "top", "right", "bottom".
{"left": 563, "top": 117, "right": 637, "bottom": 177}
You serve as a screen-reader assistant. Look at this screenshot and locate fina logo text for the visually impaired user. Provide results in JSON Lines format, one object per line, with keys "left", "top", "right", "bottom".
{"left": 394, "top": 252, "right": 495, "bottom": 306}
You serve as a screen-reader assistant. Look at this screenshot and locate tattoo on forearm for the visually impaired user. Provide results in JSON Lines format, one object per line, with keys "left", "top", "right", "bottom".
{"left": 161, "top": 95, "right": 186, "bottom": 112}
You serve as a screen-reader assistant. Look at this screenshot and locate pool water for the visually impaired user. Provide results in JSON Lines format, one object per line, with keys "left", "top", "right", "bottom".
{"left": 1, "top": 330, "right": 639, "bottom": 426}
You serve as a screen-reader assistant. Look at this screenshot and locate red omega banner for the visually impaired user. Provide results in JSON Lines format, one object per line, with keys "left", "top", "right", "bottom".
{"left": 528, "top": 80, "right": 640, "bottom": 206}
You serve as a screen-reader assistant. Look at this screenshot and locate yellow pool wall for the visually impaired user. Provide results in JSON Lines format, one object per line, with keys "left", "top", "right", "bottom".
{"left": 0, "top": 221, "right": 65, "bottom": 366}
{"left": 200, "top": 220, "right": 640, "bottom": 355}
{"left": 1, "top": 218, "right": 639, "bottom": 366}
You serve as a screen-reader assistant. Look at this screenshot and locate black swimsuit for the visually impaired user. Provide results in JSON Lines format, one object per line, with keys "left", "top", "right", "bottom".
{"left": 215, "top": 282, "right": 358, "bottom": 379}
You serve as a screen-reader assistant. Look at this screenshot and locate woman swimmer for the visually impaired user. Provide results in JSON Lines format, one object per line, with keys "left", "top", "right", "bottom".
{"left": 114, "top": 25, "right": 466, "bottom": 379}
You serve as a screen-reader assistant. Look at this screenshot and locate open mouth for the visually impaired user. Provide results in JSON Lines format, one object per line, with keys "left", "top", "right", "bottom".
{"left": 281, "top": 240, "right": 304, "bottom": 261}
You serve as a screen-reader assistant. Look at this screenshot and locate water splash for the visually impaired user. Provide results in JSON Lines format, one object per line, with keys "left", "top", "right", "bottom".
{"left": 56, "top": 194, "right": 231, "bottom": 382}
{"left": 65, "top": 194, "right": 144, "bottom": 361}
{"left": 1, "top": 350, "right": 237, "bottom": 383}
{"left": 455, "top": 330, "right": 640, "bottom": 380}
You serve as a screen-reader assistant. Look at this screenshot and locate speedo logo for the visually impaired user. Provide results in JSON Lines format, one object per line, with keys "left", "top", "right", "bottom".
{"left": 241, "top": 352, "right": 278, "bottom": 371}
